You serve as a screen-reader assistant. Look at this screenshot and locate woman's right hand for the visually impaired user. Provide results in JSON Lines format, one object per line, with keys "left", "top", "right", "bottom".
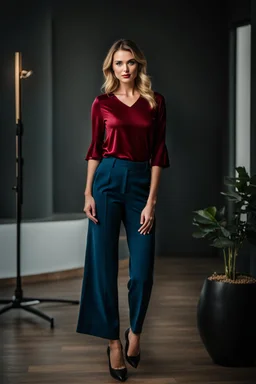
{"left": 83, "top": 194, "right": 98, "bottom": 224}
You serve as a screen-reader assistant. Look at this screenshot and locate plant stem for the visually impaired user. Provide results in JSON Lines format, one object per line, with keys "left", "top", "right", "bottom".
{"left": 228, "top": 247, "right": 231, "bottom": 278}
{"left": 223, "top": 249, "right": 227, "bottom": 276}
{"left": 233, "top": 248, "right": 238, "bottom": 280}
{"left": 233, "top": 254, "right": 236, "bottom": 280}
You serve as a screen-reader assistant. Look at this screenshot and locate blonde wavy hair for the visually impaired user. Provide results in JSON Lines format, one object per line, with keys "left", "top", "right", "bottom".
{"left": 101, "top": 39, "right": 157, "bottom": 109}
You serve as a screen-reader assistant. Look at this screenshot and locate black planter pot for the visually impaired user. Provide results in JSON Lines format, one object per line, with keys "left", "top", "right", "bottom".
{"left": 197, "top": 276, "right": 256, "bottom": 367}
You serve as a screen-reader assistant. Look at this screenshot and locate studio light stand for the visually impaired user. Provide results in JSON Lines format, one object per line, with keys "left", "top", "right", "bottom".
{"left": 0, "top": 52, "right": 79, "bottom": 328}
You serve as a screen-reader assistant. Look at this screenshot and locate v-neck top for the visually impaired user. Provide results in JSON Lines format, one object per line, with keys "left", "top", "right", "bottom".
{"left": 85, "top": 91, "right": 170, "bottom": 168}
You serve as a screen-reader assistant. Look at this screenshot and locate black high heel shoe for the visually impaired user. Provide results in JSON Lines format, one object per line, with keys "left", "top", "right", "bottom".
{"left": 124, "top": 328, "right": 141, "bottom": 368}
{"left": 107, "top": 345, "right": 128, "bottom": 382}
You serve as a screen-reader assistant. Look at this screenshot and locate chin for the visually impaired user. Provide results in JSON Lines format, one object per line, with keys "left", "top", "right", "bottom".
{"left": 120, "top": 77, "right": 133, "bottom": 82}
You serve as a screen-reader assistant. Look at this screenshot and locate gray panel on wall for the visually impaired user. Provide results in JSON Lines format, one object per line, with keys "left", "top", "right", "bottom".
{"left": 250, "top": 1, "right": 256, "bottom": 277}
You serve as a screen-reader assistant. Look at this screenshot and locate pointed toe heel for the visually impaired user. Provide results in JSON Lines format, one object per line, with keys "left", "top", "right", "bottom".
{"left": 124, "top": 328, "right": 141, "bottom": 369}
{"left": 107, "top": 346, "right": 128, "bottom": 382}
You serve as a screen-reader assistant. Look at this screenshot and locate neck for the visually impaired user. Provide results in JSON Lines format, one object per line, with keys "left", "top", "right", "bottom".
{"left": 115, "top": 83, "right": 137, "bottom": 96}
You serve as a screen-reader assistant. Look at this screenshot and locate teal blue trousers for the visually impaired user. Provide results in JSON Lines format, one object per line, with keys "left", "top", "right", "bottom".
{"left": 76, "top": 157, "right": 155, "bottom": 340}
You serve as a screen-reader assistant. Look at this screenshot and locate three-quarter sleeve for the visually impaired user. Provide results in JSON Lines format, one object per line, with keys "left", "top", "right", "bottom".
{"left": 85, "top": 97, "right": 105, "bottom": 161}
{"left": 151, "top": 95, "right": 170, "bottom": 168}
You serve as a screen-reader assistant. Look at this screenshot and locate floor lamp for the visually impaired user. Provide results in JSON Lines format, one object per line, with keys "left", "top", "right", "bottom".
{"left": 0, "top": 52, "right": 79, "bottom": 328}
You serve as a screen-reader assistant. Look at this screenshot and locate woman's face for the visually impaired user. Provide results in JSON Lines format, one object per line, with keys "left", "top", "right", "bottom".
{"left": 112, "top": 50, "right": 138, "bottom": 84}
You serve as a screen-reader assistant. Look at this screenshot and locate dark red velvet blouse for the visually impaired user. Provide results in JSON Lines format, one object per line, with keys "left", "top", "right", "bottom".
{"left": 85, "top": 91, "right": 170, "bottom": 168}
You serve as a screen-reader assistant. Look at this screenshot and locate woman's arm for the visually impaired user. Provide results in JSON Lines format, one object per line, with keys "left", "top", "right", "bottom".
{"left": 83, "top": 160, "right": 100, "bottom": 224}
{"left": 84, "top": 159, "right": 100, "bottom": 197}
{"left": 138, "top": 94, "right": 170, "bottom": 235}
{"left": 147, "top": 165, "right": 162, "bottom": 207}
{"left": 138, "top": 166, "right": 162, "bottom": 235}
{"left": 83, "top": 97, "right": 105, "bottom": 223}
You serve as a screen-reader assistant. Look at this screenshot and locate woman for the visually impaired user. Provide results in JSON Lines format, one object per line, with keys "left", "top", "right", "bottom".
{"left": 76, "top": 38, "right": 170, "bottom": 382}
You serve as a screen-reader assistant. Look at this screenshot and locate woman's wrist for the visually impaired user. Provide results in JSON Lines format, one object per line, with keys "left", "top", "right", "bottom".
{"left": 147, "top": 197, "right": 157, "bottom": 207}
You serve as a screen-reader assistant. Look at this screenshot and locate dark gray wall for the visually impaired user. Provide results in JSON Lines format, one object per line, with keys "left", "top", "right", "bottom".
{"left": 228, "top": 0, "right": 251, "bottom": 24}
{"left": 0, "top": 0, "right": 230, "bottom": 256}
{"left": 52, "top": 0, "right": 229, "bottom": 256}
{"left": 0, "top": 1, "right": 53, "bottom": 219}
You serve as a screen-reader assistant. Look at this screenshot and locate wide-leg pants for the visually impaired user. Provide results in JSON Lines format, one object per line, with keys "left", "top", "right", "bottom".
{"left": 76, "top": 156, "right": 155, "bottom": 340}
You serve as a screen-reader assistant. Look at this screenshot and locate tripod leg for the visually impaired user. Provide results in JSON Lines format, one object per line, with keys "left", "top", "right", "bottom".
{"left": 0, "top": 302, "right": 13, "bottom": 316}
{"left": 0, "top": 300, "right": 13, "bottom": 304}
{"left": 23, "top": 297, "right": 79, "bottom": 305}
{"left": 21, "top": 305, "right": 54, "bottom": 328}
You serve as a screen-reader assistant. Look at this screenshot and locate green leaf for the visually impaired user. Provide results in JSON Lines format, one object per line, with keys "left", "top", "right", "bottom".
{"left": 199, "top": 226, "right": 217, "bottom": 233}
{"left": 219, "top": 218, "right": 227, "bottom": 226}
{"left": 224, "top": 169, "right": 250, "bottom": 193}
{"left": 219, "top": 206, "right": 226, "bottom": 215}
{"left": 220, "top": 191, "right": 242, "bottom": 201}
{"left": 220, "top": 227, "right": 231, "bottom": 237}
{"left": 221, "top": 195, "right": 239, "bottom": 202}
{"left": 224, "top": 176, "right": 246, "bottom": 185}
{"left": 192, "top": 231, "right": 208, "bottom": 238}
{"left": 193, "top": 208, "right": 217, "bottom": 223}
{"left": 215, "top": 206, "right": 226, "bottom": 221}
{"left": 205, "top": 206, "right": 217, "bottom": 217}
{"left": 192, "top": 215, "right": 213, "bottom": 225}
{"left": 210, "top": 238, "right": 235, "bottom": 248}
{"left": 191, "top": 167, "right": 256, "bottom": 249}
{"left": 236, "top": 166, "right": 249, "bottom": 179}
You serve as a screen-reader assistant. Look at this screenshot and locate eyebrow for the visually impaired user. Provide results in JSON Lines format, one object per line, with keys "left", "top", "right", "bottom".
{"left": 114, "top": 59, "right": 136, "bottom": 63}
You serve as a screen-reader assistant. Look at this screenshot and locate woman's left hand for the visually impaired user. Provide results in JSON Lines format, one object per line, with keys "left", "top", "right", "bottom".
{"left": 138, "top": 203, "right": 155, "bottom": 235}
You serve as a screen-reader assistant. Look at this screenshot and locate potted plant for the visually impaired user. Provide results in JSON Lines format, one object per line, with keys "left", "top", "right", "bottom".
{"left": 192, "top": 166, "right": 256, "bottom": 367}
